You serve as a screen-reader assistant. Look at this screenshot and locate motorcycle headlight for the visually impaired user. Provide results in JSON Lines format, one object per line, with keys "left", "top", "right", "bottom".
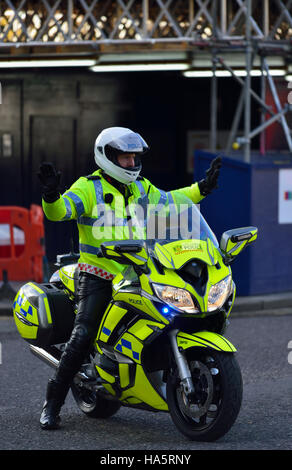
{"left": 152, "top": 283, "right": 199, "bottom": 314}
{"left": 208, "top": 275, "right": 232, "bottom": 312}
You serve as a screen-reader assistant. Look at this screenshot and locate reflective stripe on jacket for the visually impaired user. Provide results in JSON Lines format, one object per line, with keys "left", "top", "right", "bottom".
{"left": 42, "top": 169, "right": 204, "bottom": 278}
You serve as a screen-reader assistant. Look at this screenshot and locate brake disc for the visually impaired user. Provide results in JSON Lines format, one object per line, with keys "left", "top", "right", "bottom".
{"left": 176, "top": 360, "right": 214, "bottom": 419}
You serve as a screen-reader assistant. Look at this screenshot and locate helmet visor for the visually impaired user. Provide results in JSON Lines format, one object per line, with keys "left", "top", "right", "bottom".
{"left": 107, "top": 132, "right": 149, "bottom": 154}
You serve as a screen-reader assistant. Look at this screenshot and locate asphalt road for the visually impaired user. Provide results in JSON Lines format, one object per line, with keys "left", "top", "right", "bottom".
{"left": 1, "top": 313, "right": 292, "bottom": 455}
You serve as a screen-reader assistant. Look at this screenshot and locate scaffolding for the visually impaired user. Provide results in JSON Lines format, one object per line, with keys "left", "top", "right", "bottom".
{"left": 0, "top": 0, "right": 292, "bottom": 160}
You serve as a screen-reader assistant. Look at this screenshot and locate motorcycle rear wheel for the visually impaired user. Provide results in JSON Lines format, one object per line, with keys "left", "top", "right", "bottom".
{"left": 71, "top": 381, "right": 121, "bottom": 419}
{"left": 166, "top": 351, "right": 242, "bottom": 442}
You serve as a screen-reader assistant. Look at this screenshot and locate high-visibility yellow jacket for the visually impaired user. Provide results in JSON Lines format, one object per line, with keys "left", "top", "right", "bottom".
{"left": 42, "top": 169, "right": 205, "bottom": 279}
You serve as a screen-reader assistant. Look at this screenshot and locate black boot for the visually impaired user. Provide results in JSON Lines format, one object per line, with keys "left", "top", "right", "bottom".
{"left": 40, "top": 378, "right": 70, "bottom": 430}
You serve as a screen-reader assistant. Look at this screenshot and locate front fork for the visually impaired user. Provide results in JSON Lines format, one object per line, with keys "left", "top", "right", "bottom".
{"left": 168, "top": 329, "right": 195, "bottom": 397}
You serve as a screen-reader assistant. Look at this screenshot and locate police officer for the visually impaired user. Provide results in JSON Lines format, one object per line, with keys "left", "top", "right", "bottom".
{"left": 37, "top": 126, "right": 221, "bottom": 430}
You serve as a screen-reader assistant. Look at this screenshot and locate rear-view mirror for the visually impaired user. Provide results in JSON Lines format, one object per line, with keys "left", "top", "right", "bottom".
{"left": 220, "top": 226, "right": 258, "bottom": 262}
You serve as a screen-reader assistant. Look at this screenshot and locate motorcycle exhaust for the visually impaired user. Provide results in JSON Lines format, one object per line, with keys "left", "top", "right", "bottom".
{"left": 30, "top": 345, "right": 61, "bottom": 369}
{"left": 29, "top": 345, "right": 98, "bottom": 382}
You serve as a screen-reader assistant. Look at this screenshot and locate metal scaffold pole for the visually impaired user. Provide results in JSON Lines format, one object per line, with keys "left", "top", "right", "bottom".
{"left": 244, "top": 0, "right": 252, "bottom": 163}
{"left": 210, "top": 50, "right": 218, "bottom": 152}
{"left": 210, "top": 0, "right": 218, "bottom": 152}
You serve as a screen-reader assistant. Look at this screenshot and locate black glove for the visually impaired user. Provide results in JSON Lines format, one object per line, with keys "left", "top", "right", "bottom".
{"left": 198, "top": 156, "right": 222, "bottom": 196}
{"left": 37, "top": 162, "right": 61, "bottom": 203}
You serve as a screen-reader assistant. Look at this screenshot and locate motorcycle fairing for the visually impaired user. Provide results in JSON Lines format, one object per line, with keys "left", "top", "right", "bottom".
{"left": 94, "top": 299, "right": 169, "bottom": 409}
{"left": 97, "top": 303, "right": 129, "bottom": 345}
{"left": 96, "top": 352, "right": 169, "bottom": 411}
{"left": 97, "top": 302, "right": 166, "bottom": 358}
{"left": 154, "top": 238, "right": 221, "bottom": 269}
{"left": 94, "top": 285, "right": 184, "bottom": 407}
{"left": 119, "top": 364, "right": 169, "bottom": 411}
{"left": 113, "top": 255, "right": 233, "bottom": 316}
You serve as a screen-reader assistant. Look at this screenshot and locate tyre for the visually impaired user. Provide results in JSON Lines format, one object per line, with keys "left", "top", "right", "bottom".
{"left": 166, "top": 351, "right": 242, "bottom": 442}
{"left": 71, "top": 380, "right": 121, "bottom": 419}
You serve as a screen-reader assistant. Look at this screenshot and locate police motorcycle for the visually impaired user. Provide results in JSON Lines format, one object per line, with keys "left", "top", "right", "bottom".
{"left": 13, "top": 193, "right": 257, "bottom": 442}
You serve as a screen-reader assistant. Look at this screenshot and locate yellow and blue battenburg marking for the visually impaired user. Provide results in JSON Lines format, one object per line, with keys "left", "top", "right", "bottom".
{"left": 102, "top": 326, "right": 111, "bottom": 336}
{"left": 13, "top": 293, "right": 33, "bottom": 318}
{"left": 115, "top": 338, "right": 140, "bottom": 360}
{"left": 101, "top": 325, "right": 140, "bottom": 360}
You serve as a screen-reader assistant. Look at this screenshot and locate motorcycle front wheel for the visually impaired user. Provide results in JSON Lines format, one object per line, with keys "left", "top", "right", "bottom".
{"left": 166, "top": 351, "right": 242, "bottom": 442}
{"left": 71, "top": 380, "right": 121, "bottom": 419}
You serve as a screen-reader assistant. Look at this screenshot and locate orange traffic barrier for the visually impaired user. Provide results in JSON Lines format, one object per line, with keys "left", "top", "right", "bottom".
{"left": 0, "top": 205, "right": 45, "bottom": 282}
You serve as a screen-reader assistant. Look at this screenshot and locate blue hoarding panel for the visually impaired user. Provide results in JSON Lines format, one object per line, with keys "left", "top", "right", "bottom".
{"left": 194, "top": 150, "right": 292, "bottom": 296}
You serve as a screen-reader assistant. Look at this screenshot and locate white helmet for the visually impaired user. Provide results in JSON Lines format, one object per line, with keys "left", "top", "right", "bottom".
{"left": 94, "top": 127, "right": 149, "bottom": 184}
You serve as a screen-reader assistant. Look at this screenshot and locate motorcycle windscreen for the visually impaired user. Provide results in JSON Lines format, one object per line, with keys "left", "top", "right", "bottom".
{"left": 147, "top": 199, "right": 220, "bottom": 269}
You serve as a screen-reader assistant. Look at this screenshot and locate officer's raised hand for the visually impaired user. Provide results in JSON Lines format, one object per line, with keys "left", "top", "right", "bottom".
{"left": 37, "top": 162, "right": 61, "bottom": 203}
{"left": 198, "top": 156, "right": 222, "bottom": 196}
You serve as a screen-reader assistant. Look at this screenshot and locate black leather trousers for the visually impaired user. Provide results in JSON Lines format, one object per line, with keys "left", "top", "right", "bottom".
{"left": 53, "top": 271, "right": 112, "bottom": 385}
